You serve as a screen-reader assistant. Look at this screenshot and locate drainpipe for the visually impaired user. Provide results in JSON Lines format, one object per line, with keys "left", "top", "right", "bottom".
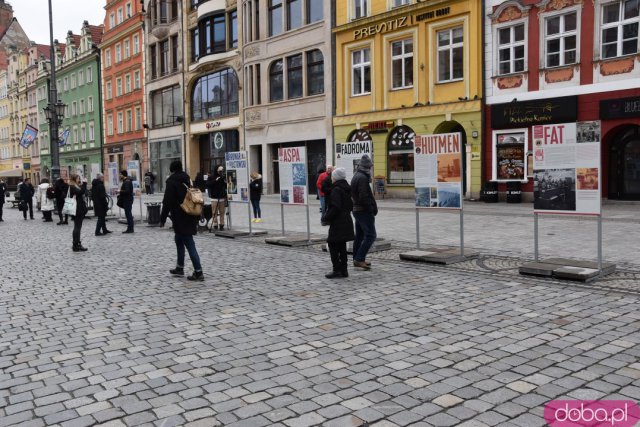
{"left": 480, "top": 0, "right": 487, "bottom": 194}
{"left": 96, "top": 46, "right": 104, "bottom": 176}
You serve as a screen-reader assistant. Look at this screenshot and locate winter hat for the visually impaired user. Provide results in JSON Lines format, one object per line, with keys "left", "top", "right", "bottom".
{"left": 169, "top": 160, "right": 183, "bottom": 173}
{"left": 358, "top": 155, "right": 373, "bottom": 170}
{"left": 332, "top": 167, "right": 346, "bottom": 181}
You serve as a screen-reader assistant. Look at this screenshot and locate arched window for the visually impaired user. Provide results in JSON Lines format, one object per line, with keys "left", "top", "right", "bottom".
{"left": 388, "top": 125, "right": 415, "bottom": 184}
{"left": 306, "top": 49, "right": 324, "bottom": 96}
{"left": 191, "top": 68, "right": 239, "bottom": 121}
{"left": 269, "top": 59, "right": 283, "bottom": 102}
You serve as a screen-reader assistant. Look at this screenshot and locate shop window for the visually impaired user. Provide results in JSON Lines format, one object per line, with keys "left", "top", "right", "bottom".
{"left": 391, "top": 38, "right": 413, "bottom": 89}
{"left": 306, "top": 50, "right": 324, "bottom": 95}
{"left": 437, "top": 27, "right": 464, "bottom": 82}
{"left": 269, "top": 59, "right": 284, "bottom": 102}
{"left": 191, "top": 68, "right": 239, "bottom": 121}
{"left": 287, "top": 54, "right": 303, "bottom": 99}
{"left": 497, "top": 23, "right": 525, "bottom": 75}
{"left": 201, "top": 130, "right": 240, "bottom": 173}
{"left": 152, "top": 85, "right": 182, "bottom": 127}
{"left": 601, "top": 0, "right": 639, "bottom": 59}
{"left": 388, "top": 125, "right": 415, "bottom": 184}
{"left": 351, "top": 47, "right": 371, "bottom": 96}
{"left": 545, "top": 12, "right": 577, "bottom": 67}
{"left": 492, "top": 129, "right": 527, "bottom": 181}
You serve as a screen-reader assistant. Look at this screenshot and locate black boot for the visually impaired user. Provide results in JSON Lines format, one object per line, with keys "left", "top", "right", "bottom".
{"left": 325, "top": 271, "right": 346, "bottom": 279}
{"left": 187, "top": 271, "right": 204, "bottom": 281}
{"left": 170, "top": 267, "right": 184, "bottom": 276}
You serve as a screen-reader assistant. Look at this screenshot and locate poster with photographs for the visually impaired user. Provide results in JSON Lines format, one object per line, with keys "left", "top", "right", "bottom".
{"left": 532, "top": 121, "right": 601, "bottom": 215}
{"left": 225, "top": 151, "right": 249, "bottom": 202}
{"left": 493, "top": 130, "right": 527, "bottom": 181}
{"left": 413, "top": 132, "right": 462, "bottom": 209}
{"left": 278, "top": 146, "right": 307, "bottom": 205}
{"left": 336, "top": 140, "right": 372, "bottom": 183}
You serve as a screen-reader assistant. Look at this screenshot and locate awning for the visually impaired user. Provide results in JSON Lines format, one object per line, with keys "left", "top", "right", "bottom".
{"left": 0, "top": 169, "right": 24, "bottom": 177}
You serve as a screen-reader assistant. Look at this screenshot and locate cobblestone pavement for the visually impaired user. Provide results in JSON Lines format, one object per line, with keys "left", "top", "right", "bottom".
{"left": 3, "top": 206, "right": 640, "bottom": 427}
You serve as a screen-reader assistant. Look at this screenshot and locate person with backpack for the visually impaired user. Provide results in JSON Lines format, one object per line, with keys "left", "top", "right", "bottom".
{"left": 37, "top": 178, "right": 55, "bottom": 222}
{"left": 206, "top": 165, "right": 227, "bottom": 230}
{"left": 118, "top": 170, "right": 134, "bottom": 233}
{"left": 144, "top": 170, "right": 156, "bottom": 195}
{"left": 54, "top": 177, "right": 69, "bottom": 225}
{"left": 160, "top": 160, "right": 204, "bottom": 282}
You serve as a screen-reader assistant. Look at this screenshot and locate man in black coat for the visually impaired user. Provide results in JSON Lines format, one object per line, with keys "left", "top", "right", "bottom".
{"left": 160, "top": 160, "right": 204, "bottom": 281}
{"left": 324, "top": 168, "right": 355, "bottom": 279}
{"left": 0, "top": 178, "right": 6, "bottom": 221}
{"left": 119, "top": 170, "right": 134, "bottom": 233}
{"left": 54, "top": 177, "right": 69, "bottom": 225}
{"left": 91, "top": 173, "right": 112, "bottom": 236}
{"left": 351, "top": 154, "right": 377, "bottom": 270}
{"left": 19, "top": 177, "right": 35, "bottom": 220}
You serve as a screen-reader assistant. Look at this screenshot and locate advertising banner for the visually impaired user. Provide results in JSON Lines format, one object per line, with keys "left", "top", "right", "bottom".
{"left": 493, "top": 130, "right": 527, "bottom": 181}
{"left": 127, "top": 160, "right": 141, "bottom": 193}
{"left": 59, "top": 128, "right": 70, "bottom": 146}
{"left": 108, "top": 162, "right": 118, "bottom": 196}
{"left": 532, "top": 121, "right": 601, "bottom": 215}
{"left": 19, "top": 124, "right": 38, "bottom": 149}
{"left": 91, "top": 163, "right": 100, "bottom": 182}
{"left": 413, "top": 132, "right": 463, "bottom": 209}
{"left": 336, "top": 140, "right": 372, "bottom": 183}
{"left": 225, "top": 151, "right": 249, "bottom": 202}
{"left": 278, "top": 146, "right": 307, "bottom": 205}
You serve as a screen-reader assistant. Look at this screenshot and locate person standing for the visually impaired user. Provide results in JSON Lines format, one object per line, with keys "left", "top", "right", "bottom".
{"left": 19, "top": 177, "right": 35, "bottom": 220}
{"left": 69, "top": 174, "right": 88, "bottom": 252}
{"left": 144, "top": 170, "right": 156, "bottom": 195}
{"left": 324, "top": 168, "right": 354, "bottom": 279}
{"left": 91, "top": 173, "right": 112, "bottom": 236}
{"left": 194, "top": 172, "right": 206, "bottom": 192}
{"left": 316, "top": 165, "right": 332, "bottom": 222}
{"left": 119, "top": 170, "right": 134, "bottom": 233}
{"left": 351, "top": 154, "right": 377, "bottom": 270}
{"left": 54, "top": 177, "right": 69, "bottom": 225}
{"left": 37, "top": 179, "right": 55, "bottom": 222}
{"left": 0, "top": 178, "right": 6, "bottom": 222}
{"left": 206, "top": 165, "right": 227, "bottom": 230}
{"left": 249, "top": 172, "right": 263, "bottom": 222}
{"left": 160, "top": 160, "right": 204, "bottom": 281}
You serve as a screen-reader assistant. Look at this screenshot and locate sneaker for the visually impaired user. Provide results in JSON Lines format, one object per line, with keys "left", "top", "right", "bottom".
{"left": 256, "top": 219, "right": 262, "bottom": 223}
{"left": 170, "top": 267, "right": 184, "bottom": 276}
{"left": 251, "top": 219, "right": 257, "bottom": 223}
{"left": 187, "top": 271, "right": 204, "bottom": 281}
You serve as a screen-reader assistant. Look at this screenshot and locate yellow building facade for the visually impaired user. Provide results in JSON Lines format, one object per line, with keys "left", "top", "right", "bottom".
{"left": 334, "top": 0, "right": 483, "bottom": 198}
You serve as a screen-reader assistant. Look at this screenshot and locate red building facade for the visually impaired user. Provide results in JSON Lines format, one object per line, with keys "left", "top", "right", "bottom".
{"left": 484, "top": 0, "right": 640, "bottom": 200}
{"left": 100, "top": 0, "right": 147, "bottom": 175}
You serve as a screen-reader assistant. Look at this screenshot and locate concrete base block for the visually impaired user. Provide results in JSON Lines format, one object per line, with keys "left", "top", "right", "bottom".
{"left": 321, "top": 238, "right": 392, "bottom": 253}
{"left": 214, "top": 229, "right": 268, "bottom": 238}
{"left": 519, "top": 257, "right": 616, "bottom": 282}
{"left": 399, "top": 247, "right": 479, "bottom": 265}
{"left": 266, "top": 235, "right": 325, "bottom": 247}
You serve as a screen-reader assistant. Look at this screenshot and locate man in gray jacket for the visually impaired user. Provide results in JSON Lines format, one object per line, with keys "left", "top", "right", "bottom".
{"left": 350, "top": 154, "right": 377, "bottom": 269}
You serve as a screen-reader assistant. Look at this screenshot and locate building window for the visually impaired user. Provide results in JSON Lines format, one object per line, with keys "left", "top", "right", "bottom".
{"left": 71, "top": 101, "right": 77, "bottom": 116}
{"left": 63, "top": 77, "right": 69, "bottom": 91}
{"left": 388, "top": 125, "right": 415, "bottom": 184}
{"left": 191, "top": 28, "right": 200, "bottom": 62}
{"left": 269, "top": 59, "right": 284, "bottom": 101}
{"left": 87, "top": 66, "right": 93, "bottom": 83}
{"left": 193, "top": 11, "right": 236, "bottom": 57}
{"left": 79, "top": 99, "right": 85, "bottom": 114}
{"left": 391, "top": 0, "right": 410, "bottom": 7}
{"left": 70, "top": 74, "right": 76, "bottom": 89}
{"left": 80, "top": 125, "right": 86, "bottom": 143}
{"left": 124, "top": 39, "right": 131, "bottom": 59}
{"left": 497, "top": 23, "right": 525, "bottom": 75}
{"left": 171, "top": 35, "right": 179, "bottom": 72}
{"left": 353, "top": 0, "right": 368, "bottom": 19}
{"left": 160, "top": 40, "right": 169, "bottom": 75}
{"left": 306, "top": 49, "right": 324, "bottom": 95}
{"left": 493, "top": 129, "right": 527, "bottom": 181}
{"left": 125, "top": 74, "right": 131, "bottom": 93}
{"left": 287, "top": 0, "right": 302, "bottom": 30}
{"left": 110, "top": 13, "right": 115, "bottom": 28}
{"left": 601, "top": 0, "right": 639, "bottom": 59}
{"left": 73, "top": 127, "right": 78, "bottom": 144}
{"left": 286, "top": 54, "right": 303, "bottom": 99}
{"left": 391, "top": 38, "right": 413, "bottom": 89}
{"left": 212, "top": 14, "right": 226, "bottom": 53}
{"left": 191, "top": 68, "right": 239, "bottom": 121}
{"left": 106, "top": 81, "right": 112, "bottom": 99}
{"left": 269, "top": 0, "right": 283, "bottom": 36}
{"left": 134, "top": 70, "right": 141, "bottom": 90}
{"left": 307, "top": 0, "right": 323, "bottom": 22}
{"left": 135, "top": 107, "right": 142, "bottom": 130}
{"left": 115, "top": 44, "right": 122, "bottom": 63}
{"left": 116, "top": 78, "right": 123, "bottom": 96}
{"left": 230, "top": 10, "right": 238, "bottom": 48}
{"left": 89, "top": 122, "right": 95, "bottom": 141}
{"left": 545, "top": 12, "right": 577, "bottom": 67}
{"left": 437, "top": 26, "right": 464, "bottom": 82}
{"left": 133, "top": 34, "right": 140, "bottom": 55}
{"left": 126, "top": 2, "right": 132, "bottom": 18}
{"left": 351, "top": 47, "right": 371, "bottom": 96}
{"left": 126, "top": 110, "right": 132, "bottom": 132}
{"left": 88, "top": 96, "right": 94, "bottom": 112}
{"left": 117, "top": 8, "right": 124, "bottom": 24}
{"left": 107, "top": 115, "right": 114, "bottom": 136}
{"left": 151, "top": 44, "right": 157, "bottom": 78}
{"left": 152, "top": 85, "right": 182, "bottom": 127}
{"left": 78, "top": 70, "right": 84, "bottom": 86}
{"left": 118, "top": 112, "right": 124, "bottom": 134}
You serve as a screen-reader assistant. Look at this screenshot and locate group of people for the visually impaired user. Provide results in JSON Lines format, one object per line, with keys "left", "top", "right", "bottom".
{"left": 318, "top": 154, "right": 378, "bottom": 279}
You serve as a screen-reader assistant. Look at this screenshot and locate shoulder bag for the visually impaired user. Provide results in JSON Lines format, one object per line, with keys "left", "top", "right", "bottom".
{"left": 62, "top": 187, "right": 77, "bottom": 216}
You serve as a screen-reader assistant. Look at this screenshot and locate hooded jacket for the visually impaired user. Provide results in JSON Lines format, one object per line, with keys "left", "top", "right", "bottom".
{"left": 161, "top": 171, "right": 198, "bottom": 235}
{"left": 206, "top": 170, "right": 227, "bottom": 199}
{"left": 249, "top": 175, "right": 262, "bottom": 201}
{"left": 350, "top": 157, "right": 377, "bottom": 215}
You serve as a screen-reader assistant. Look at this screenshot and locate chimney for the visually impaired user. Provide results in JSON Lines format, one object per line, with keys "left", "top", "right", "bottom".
{"left": 0, "top": 0, "right": 14, "bottom": 36}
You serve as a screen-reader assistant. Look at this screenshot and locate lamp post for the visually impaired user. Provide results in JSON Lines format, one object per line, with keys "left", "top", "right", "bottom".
{"left": 45, "top": 0, "right": 65, "bottom": 181}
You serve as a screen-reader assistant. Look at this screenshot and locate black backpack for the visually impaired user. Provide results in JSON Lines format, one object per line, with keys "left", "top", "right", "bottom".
{"left": 46, "top": 186, "right": 56, "bottom": 200}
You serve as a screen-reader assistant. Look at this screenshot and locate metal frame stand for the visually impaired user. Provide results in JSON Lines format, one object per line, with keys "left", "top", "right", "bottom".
{"left": 415, "top": 207, "right": 465, "bottom": 256}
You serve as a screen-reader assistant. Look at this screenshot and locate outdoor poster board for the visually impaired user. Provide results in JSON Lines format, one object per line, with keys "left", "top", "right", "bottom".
{"left": 414, "top": 132, "right": 463, "bottom": 209}
{"left": 493, "top": 129, "right": 527, "bottom": 181}
{"left": 532, "top": 121, "right": 601, "bottom": 215}
{"left": 108, "top": 162, "right": 118, "bottom": 196}
{"left": 225, "top": 151, "right": 249, "bottom": 202}
{"left": 336, "top": 140, "right": 372, "bottom": 183}
{"left": 127, "top": 160, "right": 141, "bottom": 195}
{"left": 278, "top": 146, "right": 307, "bottom": 205}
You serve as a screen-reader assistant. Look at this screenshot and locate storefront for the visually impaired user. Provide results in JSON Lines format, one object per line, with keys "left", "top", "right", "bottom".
{"left": 149, "top": 138, "right": 182, "bottom": 193}
{"left": 59, "top": 151, "right": 103, "bottom": 183}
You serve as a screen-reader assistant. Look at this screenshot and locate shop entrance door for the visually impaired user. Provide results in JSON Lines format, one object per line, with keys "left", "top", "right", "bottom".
{"left": 609, "top": 126, "right": 640, "bottom": 200}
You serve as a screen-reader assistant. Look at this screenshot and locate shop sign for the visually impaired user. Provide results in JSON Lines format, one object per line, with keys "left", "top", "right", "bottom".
{"left": 206, "top": 121, "right": 222, "bottom": 129}
{"left": 491, "top": 96, "right": 577, "bottom": 128}
{"left": 23, "top": 162, "right": 31, "bottom": 171}
{"left": 191, "top": 116, "right": 240, "bottom": 134}
{"left": 415, "top": 7, "right": 451, "bottom": 22}
{"left": 107, "top": 146, "right": 124, "bottom": 154}
{"left": 600, "top": 96, "right": 640, "bottom": 120}
{"left": 213, "top": 132, "right": 224, "bottom": 149}
{"left": 364, "top": 121, "right": 394, "bottom": 133}
{"left": 354, "top": 17, "right": 409, "bottom": 40}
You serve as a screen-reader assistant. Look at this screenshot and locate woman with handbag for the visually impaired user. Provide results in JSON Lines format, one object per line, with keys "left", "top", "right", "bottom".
{"left": 68, "top": 174, "right": 88, "bottom": 252}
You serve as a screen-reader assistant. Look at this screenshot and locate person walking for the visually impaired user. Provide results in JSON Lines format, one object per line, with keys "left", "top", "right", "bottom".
{"left": 249, "top": 172, "right": 263, "bottom": 222}
{"left": 91, "top": 173, "right": 112, "bottom": 236}
{"left": 54, "top": 177, "right": 69, "bottom": 225}
{"left": 0, "top": 178, "right": 6, "bottom": 222}
{"left": 351, "top": 154, "right": 377, "bottom": 270}
{"left": 324, "top": 168, "right": 355, "bottom": 279}
{"left": 206, "top": 165, "right": 227, "bottom": 230}
{"left": 160, "top": 160, "right": 204, "bottom": 281}
{"left": 19, "top": 177, "right": 35, "bottom": 220}
{"left": 316, "top": 165, "right": 332, "bottom": 223}
{"left": 118, "top": 170, "right": 134, "bottom": 233}
{"left": 37, "top": 179, "right": 55, "bottom": 222}
{"left": 144, "top": 170, "right": 156, "bottom": 195}
{"left": 69, "top": 174, "right": 88, "bottom": 252}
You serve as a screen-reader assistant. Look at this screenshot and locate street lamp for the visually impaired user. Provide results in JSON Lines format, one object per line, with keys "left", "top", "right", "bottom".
{"left": 45, "top": 0, "right": 65, "bottom": 182}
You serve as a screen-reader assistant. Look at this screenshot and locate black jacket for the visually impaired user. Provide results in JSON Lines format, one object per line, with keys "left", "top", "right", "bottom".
{"left": 206, "top": 173, "right": 227, "bottom": 199}
{"left": 351, "top": 169, "right": 377, "bottom": 215}
{"left": 161, "top": 171, "right": 198, "bottom": 235}
{"left": 69, "top": 183, "right": 88, "bottom": 219}
{"left": 324, "top": 179, "right": 355, "bottom": 243}
{"left": 249, "top": 178, "right": 262, "bottom": 201}
{"left": 91, "top": 179, "right": 109, "bottom": 217}
{"left": 0, "top": 182, "right": 5, "bottom": 204}
{"left": 54, "top": 179, "right": 68, "bottom": 204}
{"left": 19, "top": 182, "right": 35, "bottom": 202}
{"left": 194, "top": 173, "right": 206, "bottom": 192}
{"left": 119, "top": 178, "right": 134, "bottom": 203}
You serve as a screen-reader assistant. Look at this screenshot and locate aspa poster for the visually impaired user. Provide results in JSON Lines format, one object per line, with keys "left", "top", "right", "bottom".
{"left": 336, "top": 141, "right": 372, "bottom": 183}
{"left": 225, "top": 151, "right": 249, "bottom": 202}
{"left": 278, "top": 146, "right": 307, "bottom": 205}
{"left": 413, "top": 132, "right": 463, "bottom": 209}
{"left": 532, "top": 121, "right": 601, "bottom": 215}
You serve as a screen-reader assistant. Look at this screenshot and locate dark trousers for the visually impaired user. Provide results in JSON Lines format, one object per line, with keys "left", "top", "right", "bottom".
{"left": 328, "top": 241, "right": 348, "bottom": 273}
{"left": 251, "top": 199, "right": 261, "bottom": 218}
{"left": 72, "top": 216, "right": 84, "bottom": 246}
{"left": 23, "top": 200, "right": 34, "bottom": 219}
{"left": 175, "top": 233, "right": 202, "bottom": 272}
{"left": 43, "top": 210, "right": 53, "bottom": 221}
{"left": 95, "top": 216, "right": 107, "bottom": 234}
{"left": 124, "top": 201, "right": 134, "bottom": 231}
{"left": 352, "top": 211, "right": 377, "bottom": 262}
{"left": 57, "top": 200, "right": 68, "bottom": 223}
{"left": 0, "top": 202, "right": 3, "bottom": 220}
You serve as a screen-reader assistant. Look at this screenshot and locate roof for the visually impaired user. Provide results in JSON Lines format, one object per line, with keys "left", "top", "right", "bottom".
{"left": 35, "top": 44, "right": 50, "bottom": 60}
{"left": 86, "top": 24, "right": 104, "bottom": 46}
{"left": 68, "top": 34, "right": 81, "bottom": 49}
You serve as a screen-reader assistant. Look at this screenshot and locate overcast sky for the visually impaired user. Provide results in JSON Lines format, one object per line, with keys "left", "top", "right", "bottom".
{"left": 11, "top": 0, "right": 105, "bottom": 45}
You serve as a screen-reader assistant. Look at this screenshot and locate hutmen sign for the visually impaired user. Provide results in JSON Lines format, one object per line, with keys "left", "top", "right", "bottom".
{"left": 336, "top": 140, "right": 372, "bottom": 183}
